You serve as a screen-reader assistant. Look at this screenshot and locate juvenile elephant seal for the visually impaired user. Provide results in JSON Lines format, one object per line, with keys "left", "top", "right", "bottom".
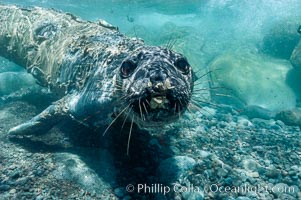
{"left": 0, "top": 5, "right": 194, "bottom": 137}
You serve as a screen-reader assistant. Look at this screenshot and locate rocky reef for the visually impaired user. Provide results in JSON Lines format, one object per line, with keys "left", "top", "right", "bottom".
{"left": 1, "top": 100, "right": 301, "bottom": 200}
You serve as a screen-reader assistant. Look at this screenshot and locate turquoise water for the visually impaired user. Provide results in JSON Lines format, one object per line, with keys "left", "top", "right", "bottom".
{"left": 1, "top": 0, "right": 301, "bottom": 112}
{"left": 2, "top": 0, "right": 301, "bottom": 66}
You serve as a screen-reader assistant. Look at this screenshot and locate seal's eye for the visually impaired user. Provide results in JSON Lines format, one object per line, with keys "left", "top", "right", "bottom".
{"left": 120, "top": 60, "right": 137, "bottom": 78}
{"left": 175, "top": 58, "right": 190, "bottom": 75}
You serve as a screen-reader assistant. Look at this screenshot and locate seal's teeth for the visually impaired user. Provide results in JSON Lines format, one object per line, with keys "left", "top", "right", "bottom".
{"left": 153, "top": 96, "right": 163, "bottom": 104}
{"left": 150, "top": 97, "right": 163, "bottom": 109}
{"left": 150, "top": 96, "right": 169, "bottom": 109}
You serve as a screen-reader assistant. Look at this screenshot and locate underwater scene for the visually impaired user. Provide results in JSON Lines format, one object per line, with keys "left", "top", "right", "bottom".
{"left": 0, "top": 0, "right": 301, "bottom": 199}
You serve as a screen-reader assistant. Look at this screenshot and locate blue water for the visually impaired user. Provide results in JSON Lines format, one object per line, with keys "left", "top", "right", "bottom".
{"left": 2, "top": 0, "right": 301, "bottom": 112}
{"left": 2, "top": 0, "right": 301, "bottom": 67}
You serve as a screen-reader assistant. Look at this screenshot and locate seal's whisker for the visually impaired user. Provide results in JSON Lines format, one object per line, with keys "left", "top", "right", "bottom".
{"left": 212, "top": 93, "right": 233, "bottom": 98}
{"left": 138, "top": 98, "right": 144, "bottom": 120}
{"left": 188, "top": 102, "right": 202, "bottom": 112}
{"left": 193, "top": 86, "right": 229, "bottom": 92}
{"left": 120, "top": 94, "right": 132, "bottom": 101}
{"left": 145, "top": 99, "right": 150, "bottom": 106}
{"left": 201, "top": 106, "right": 215, "bottom": 116}
{"left": 142, "top": 102, "right": 148, "bottom": 116}
{"left": 193, "top": 67, "right": 207, "bottom": 75}
{"left": 188, "top": 102, "right": 205, "bottom": 115}
{"left": 177, "top": 101, "right": 183, "bottom": 119}
{"left": 190, "top": 98, "right": 221, "bottom": 109}
{"left": 193, "top": 79, "right": 224, "bottom": 87}
{"left": 176, "top": 103, "right": 185, "bottom": 130}
{"left": 174, "top": 102, "right": 177, "bottom": 115}
{"left": 120, "top": 106, "right": 132, "bottom": 134}
{"left": 192, "top": 95, "right": 210, "bottom": 100}
{"left": 189, "top": 101, "right": 214, "bottom": 116}
{"left": 193, "top": 70, "right": 214, "bottom": 83}
{"left": 127, "top": 116, "right": 134, "bottom": 156}
{"left": 103, "top": 104, "right": 130, "bottom": 136}
{"left": 193, "top": 79, "right": 214, "bottom": 86}
{"left": 178, "top": 97, "right": 185, "bottom": 110}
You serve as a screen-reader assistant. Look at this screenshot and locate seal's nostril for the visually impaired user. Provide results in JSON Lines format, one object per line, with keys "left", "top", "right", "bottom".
{"left": 152, "top": 82, "right": 166, "bottom": 94}
{"left": 150, "top": 70, "right": 167, "bottom": 83}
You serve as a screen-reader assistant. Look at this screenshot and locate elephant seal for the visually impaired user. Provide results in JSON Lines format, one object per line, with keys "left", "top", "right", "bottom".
{"left": 0, "top": 5, "right": 194, "bottom": 136}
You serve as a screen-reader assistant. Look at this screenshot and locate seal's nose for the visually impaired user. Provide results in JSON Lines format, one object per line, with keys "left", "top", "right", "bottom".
{"left": 154, "top": 82, "right": 165, "bottom": 93}
{"left": 150, "top": 70, "right": 167, "bottom": 83}
{"left": 149, "top": 70, "right": 168, "bottom": 93}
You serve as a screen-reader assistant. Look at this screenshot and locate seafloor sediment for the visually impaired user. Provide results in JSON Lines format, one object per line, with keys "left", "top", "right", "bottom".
{"left": 0, "top": 100, "right": 300, "bottom": 200}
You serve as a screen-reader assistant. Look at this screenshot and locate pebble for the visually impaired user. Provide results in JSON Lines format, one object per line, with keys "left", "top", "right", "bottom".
{"left": 35, "top": 195, "right": 44, "bottom": 200}
{"left": 271, "top": 124, "right": 282, "bottom": 130}
{"left": 242, "top": 159, "right": 259, "bottom": 171}
{"left": 1, "top": 92, "right": 301, "bottom": 200}
{"left": 264, "top": 168, "right": 281, "bottom": 179}
{"left": 251, "top": 118, "right": 270, "bottom": 127}
{"left": 16, "top": 177, "right": 29, "bottom": 186}
{"left": 0, "top": 184, "right": 10, "bottom": 191}
{"left": 217, "top": 168, "right": 228, "bottom": 177}
{"left": 196, "top": 150, "right": 211, "bottom": 158}
{"left": 248, "top": 172, "right": 259, "bottom": 178}
{"left": 158, "top": 156, "right": 196, "bottom": 183}
{"left": 275, "top": 120, "right": 285, "bottom": 127}
{"left": 236, "top": 197, "right": 251, "bottom": 200}
{"left": 237, "top": 117, "right": 252, "bottom": 127}
{"left": 10, "top": 171, "right": 21, "bottom": 179}
{"left": 9, "top": 188, "right": 16, "bottom": 194}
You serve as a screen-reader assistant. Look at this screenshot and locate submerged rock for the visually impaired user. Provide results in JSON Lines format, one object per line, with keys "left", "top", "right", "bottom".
{"left": 157, "top": 156, "right": 196, "bottom": 183}
{"left": 290, "top": 40, "right": 301, "bottom": 71}
{"left": 52, "top": 151, "right": 116, "bottom": 193}
{"left": 0, "top": 72, "right": 36, "bottom": 96}
{"left": 0, "top": 57, "right": 23, "bottom": 73}
{"left": 209, "top": 53, "right": 296, "bottom": 112}
{"left": 242, "top": 158, "right": 260, "bottom": 172}
{"left": 261, "top": 19, "right": 300, "bottom": 60}
{"left": 241, "top": 105, "right": 275, "bottom": 120}
{"left": 275, "top": 108, "right": 301, "bottom": 127}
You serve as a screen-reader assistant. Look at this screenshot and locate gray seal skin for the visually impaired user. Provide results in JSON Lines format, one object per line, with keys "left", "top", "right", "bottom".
{"left": 0, "top": 5, "right": 194, "bottom": 135}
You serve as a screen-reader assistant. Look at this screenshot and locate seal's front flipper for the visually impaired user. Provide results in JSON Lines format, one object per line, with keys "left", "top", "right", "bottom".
{"left": 8, "top": 99, "right": 68, "bottom": 136}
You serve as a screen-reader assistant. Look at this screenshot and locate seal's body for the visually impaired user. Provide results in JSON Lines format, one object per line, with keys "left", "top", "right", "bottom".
{"left": 0, "top": 5, "right": 194, "bottom": 135}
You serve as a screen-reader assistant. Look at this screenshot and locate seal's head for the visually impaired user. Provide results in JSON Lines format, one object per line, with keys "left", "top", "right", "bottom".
{"left": 117, "top": 46, "right": 194, "bottom": 127}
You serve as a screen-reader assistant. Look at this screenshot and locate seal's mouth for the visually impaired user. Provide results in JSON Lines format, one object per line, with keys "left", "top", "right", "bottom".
{"left": 130, "top": 88, "right": 185, "bottom": 125}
